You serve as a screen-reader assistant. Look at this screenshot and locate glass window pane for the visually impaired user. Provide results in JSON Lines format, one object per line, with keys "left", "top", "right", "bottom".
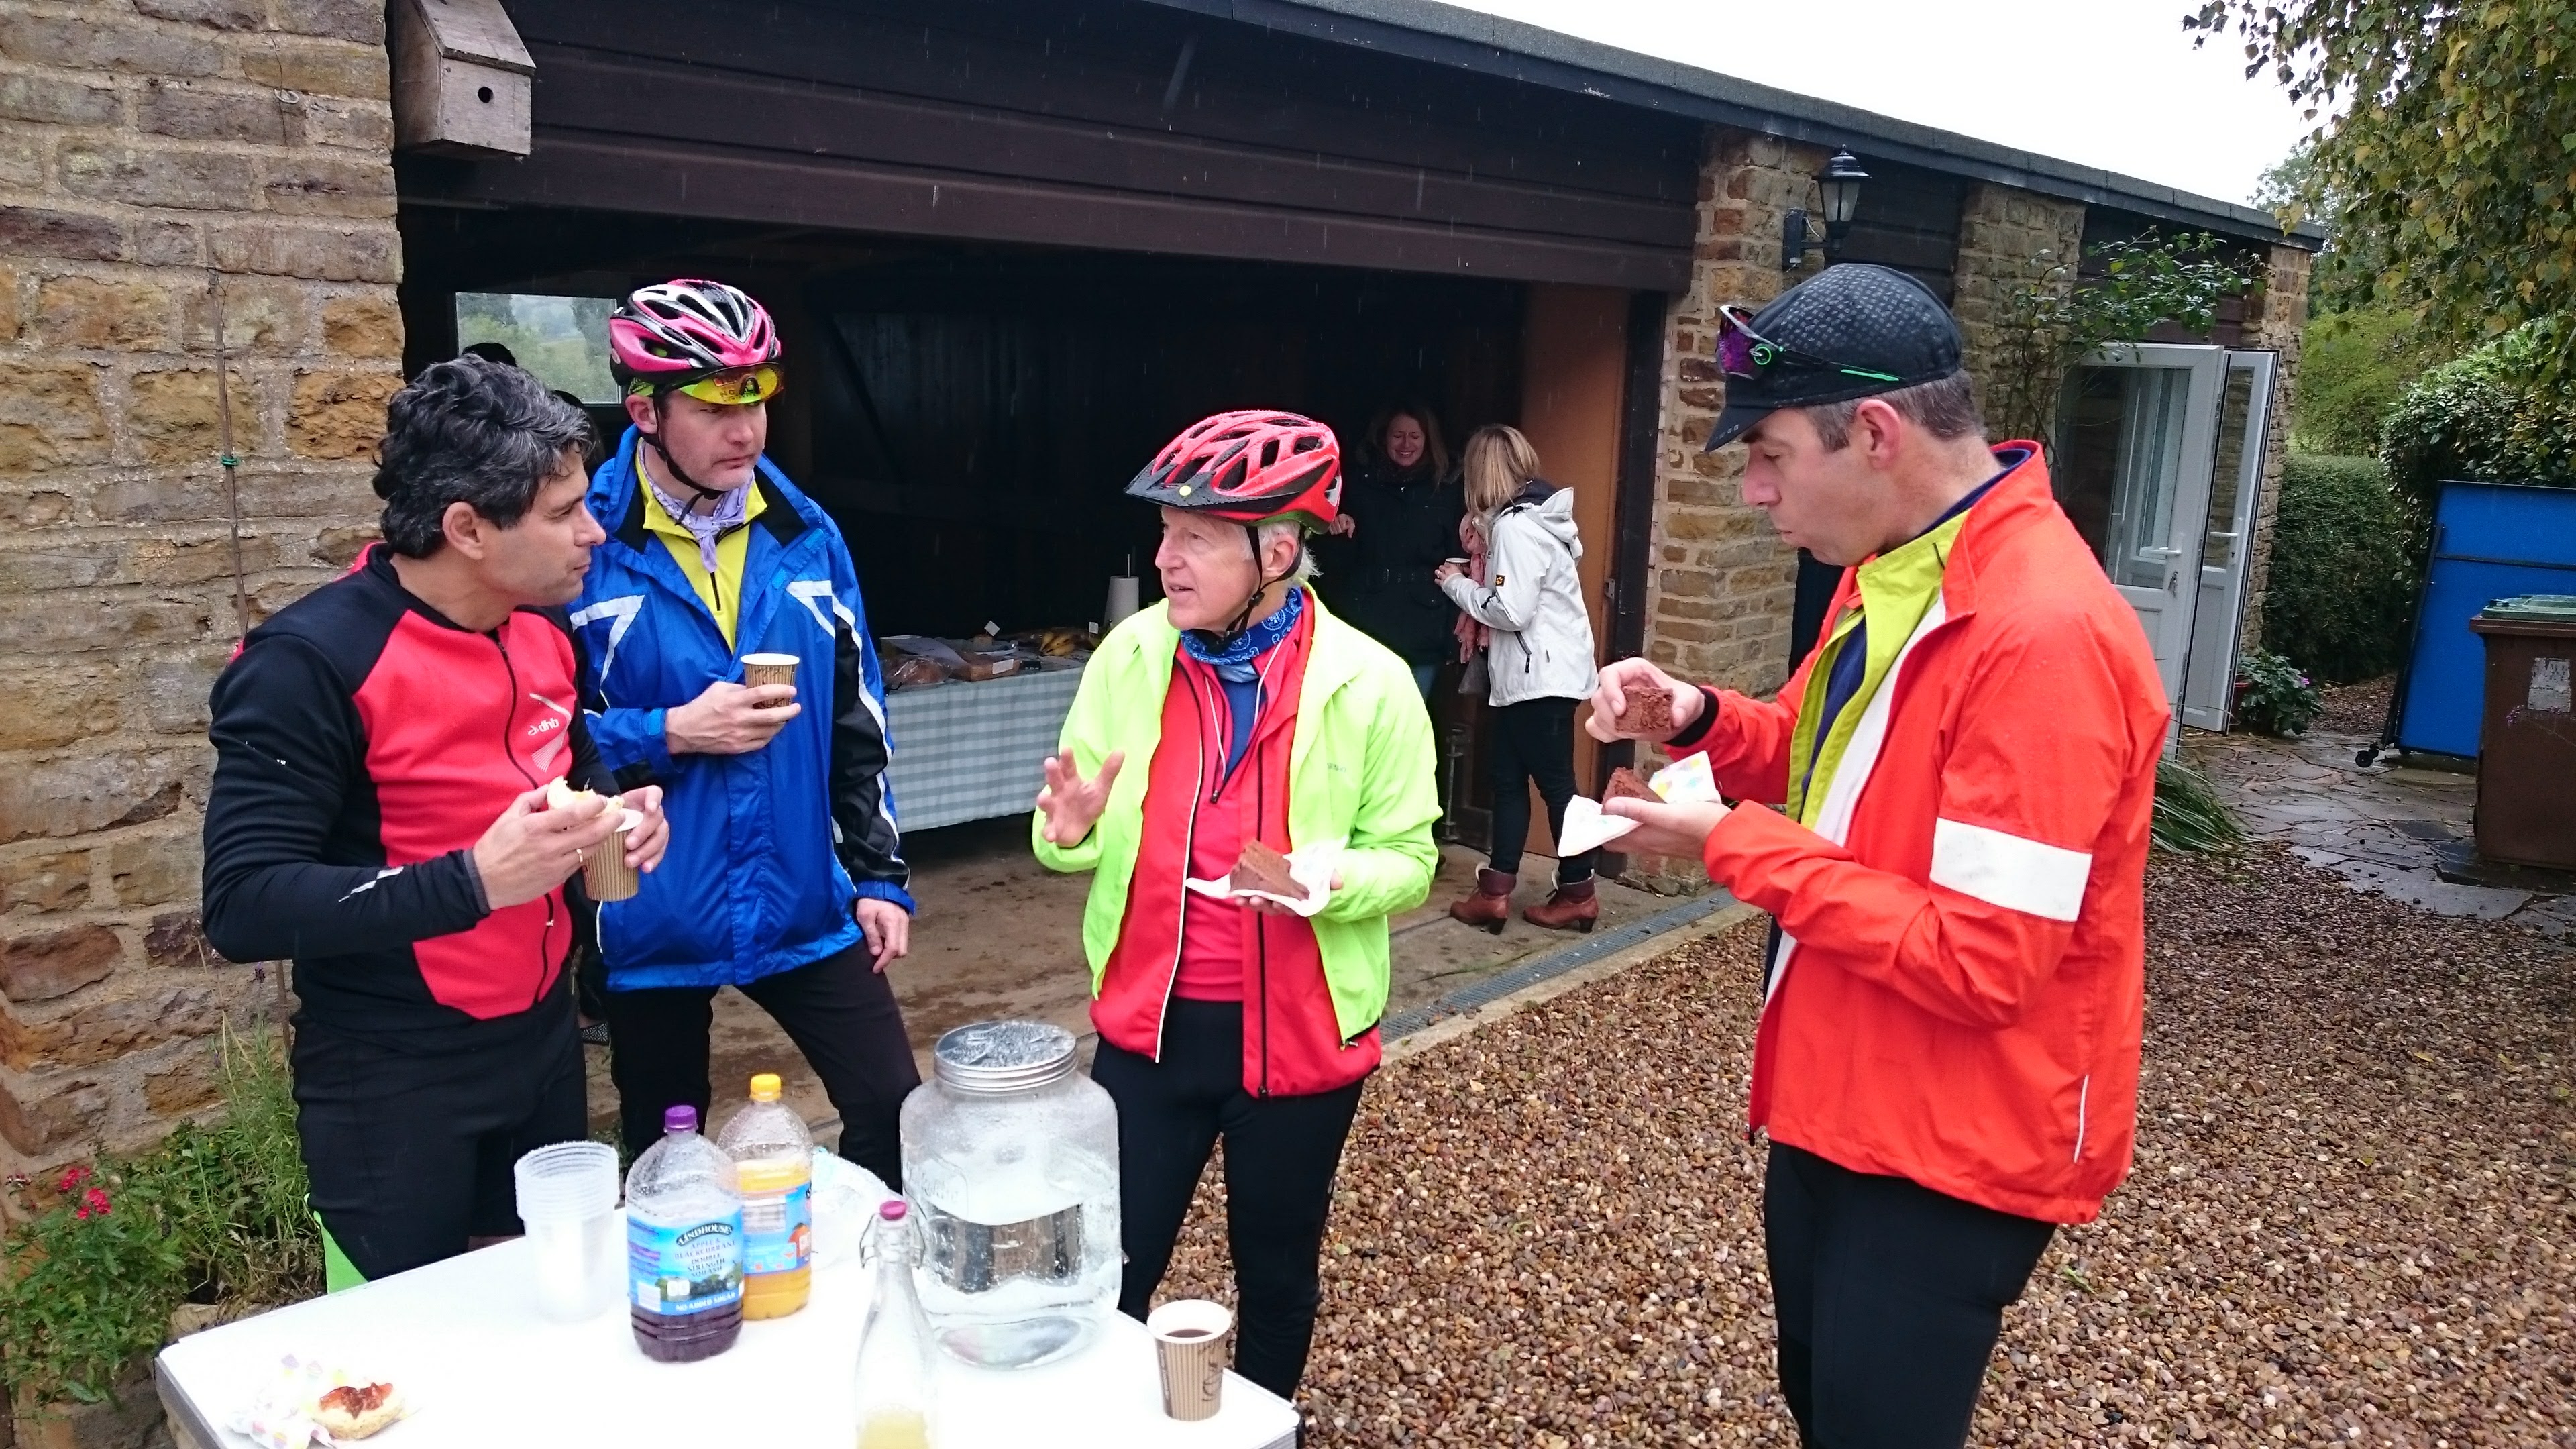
{"left": 2055, "top": 364, "right": 2193, "bottom": 589}
{"left": 2202, "top": 366, "right": 2259, "bottom": 570}
{"left": 455, "top": 292, "right": 619, "bottom": 404}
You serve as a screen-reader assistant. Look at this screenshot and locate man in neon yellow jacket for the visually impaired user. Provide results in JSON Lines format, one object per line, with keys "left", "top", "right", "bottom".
{"left": 1032, "top": 410, "right": 1438, "bottom": 1402}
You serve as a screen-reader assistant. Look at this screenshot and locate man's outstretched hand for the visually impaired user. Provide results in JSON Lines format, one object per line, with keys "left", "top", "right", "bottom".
{"left": 1036, "top": 748, "right": 1126, "bottom": 847}
{"left": 1587, "top": 658, "right": 1703, "bottom": 743}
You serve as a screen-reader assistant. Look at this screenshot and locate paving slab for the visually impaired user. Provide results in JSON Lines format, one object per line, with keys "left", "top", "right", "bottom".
{"left": 2191, "top": 724, "right": 2563, "bottom": 928}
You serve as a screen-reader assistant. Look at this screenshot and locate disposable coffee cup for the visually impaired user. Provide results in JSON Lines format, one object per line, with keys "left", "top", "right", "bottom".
{"left": 742, "top": 653, "right": 798, "bottom": 705}
{"left": 1147, "top": 1299, "right": 1233, "bottom": 1421}
{"left": 582, "top": 809, "right": 642, "bottom": 902}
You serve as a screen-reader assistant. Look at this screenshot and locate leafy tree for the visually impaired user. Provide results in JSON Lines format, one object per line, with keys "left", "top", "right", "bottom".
{"left": 2251, "top": 138, "right": 2385, "bottom": 315}
{"left": 2292, "top": 305, "right": 2447, "bottom": 453}
{"left": 2188, "top": 0, "right": 2576, "bottom": 375}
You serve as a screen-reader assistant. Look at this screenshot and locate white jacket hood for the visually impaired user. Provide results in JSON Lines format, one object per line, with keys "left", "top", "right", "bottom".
{"left": 1438, "top": 481, "right": 1599, "bottom": 705}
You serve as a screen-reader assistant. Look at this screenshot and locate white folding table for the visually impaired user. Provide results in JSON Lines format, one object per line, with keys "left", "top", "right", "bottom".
{"left": 156, "top": 1224, "right": 1297, "bottom": 1448}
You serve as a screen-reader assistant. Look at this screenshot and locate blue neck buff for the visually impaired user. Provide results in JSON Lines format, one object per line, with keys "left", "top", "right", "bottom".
{"left": 1181, "top": 586, "right": 1304, "bottom": 684}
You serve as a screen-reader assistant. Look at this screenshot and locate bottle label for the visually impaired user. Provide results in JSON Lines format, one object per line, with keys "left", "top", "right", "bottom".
{"left": 739, "top": 1179, "right": 811, "bottom": 1277}
{"left": 628, "top": 1210, "right": 744, "bottom": 1314}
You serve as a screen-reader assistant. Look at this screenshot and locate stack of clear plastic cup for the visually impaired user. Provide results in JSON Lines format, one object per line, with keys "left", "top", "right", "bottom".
{"left": 514, "top": 1141, "right": 623, "bottom": 1322}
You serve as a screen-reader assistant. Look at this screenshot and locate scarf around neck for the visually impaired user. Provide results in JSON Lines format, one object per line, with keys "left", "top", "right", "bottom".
{"left": 641, "top": 449, "right": 751, "bottom": 576}
{"left": 1181, "top": 585, "right": 1305, "bottom": 683}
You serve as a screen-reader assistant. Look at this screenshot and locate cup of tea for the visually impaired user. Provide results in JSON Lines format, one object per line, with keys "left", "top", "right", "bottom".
{"left": 582, "top": 810, "right": 643, "bottom": 902}
{"left": 741, "top": 653, "right": 798, "bottom": 706}
{"left": 1146, "top": 1299, "right": 1233, "bottom": 1421}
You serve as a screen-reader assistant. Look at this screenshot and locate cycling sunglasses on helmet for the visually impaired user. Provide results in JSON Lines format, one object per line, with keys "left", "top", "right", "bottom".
{"left": 1714, "top": 303, "right": 1901, "bottom": 386}
{"left": 629, "top": 364, "right": 784, "bottom": 406}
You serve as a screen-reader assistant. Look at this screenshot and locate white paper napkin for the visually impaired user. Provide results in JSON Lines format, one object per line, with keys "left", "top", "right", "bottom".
{"left": 1554, "top": 796, "right": 1638, "bottom": 856}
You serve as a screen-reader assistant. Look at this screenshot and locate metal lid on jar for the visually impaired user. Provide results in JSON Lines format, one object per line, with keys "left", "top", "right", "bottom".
{"left": 932, "top": 1020, "right": 1078, "bottom": 1095}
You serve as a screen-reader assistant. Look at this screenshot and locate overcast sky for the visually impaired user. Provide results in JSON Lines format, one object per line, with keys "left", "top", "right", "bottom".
{"left": 1446, "top": 0, "right": 2318, "bottom": 206}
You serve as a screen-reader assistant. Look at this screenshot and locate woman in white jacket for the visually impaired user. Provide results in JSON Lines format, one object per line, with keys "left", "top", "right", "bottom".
{"left": 1436, "top": 426, "right": 1603, "bottom": 933}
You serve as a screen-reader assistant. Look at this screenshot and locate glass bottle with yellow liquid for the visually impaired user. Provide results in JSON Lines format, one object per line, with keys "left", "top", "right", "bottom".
{"left": 855, "top": 1201, "right": 938, "bottom": 1449}
{"left": 715, "top": 1073, "right": 812, "bottom": 1320}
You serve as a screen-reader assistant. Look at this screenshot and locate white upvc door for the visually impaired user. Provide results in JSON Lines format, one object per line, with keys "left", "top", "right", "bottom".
{"left": 2180, "top": 350, "right": 2279, "bottom": 730}
{"left": 2054, "top": 343, "right": 2229, "bottom": 724}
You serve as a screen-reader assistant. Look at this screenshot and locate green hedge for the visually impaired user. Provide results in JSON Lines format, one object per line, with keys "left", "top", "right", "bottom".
{"left": 2380, "top": 317, "right": 2576, "bottom": 517}
{"left": 2259, "top": 454, "right": 2417, "bottom": 684}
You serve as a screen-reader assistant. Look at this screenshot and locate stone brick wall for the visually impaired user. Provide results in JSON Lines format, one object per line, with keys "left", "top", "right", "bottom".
{"left": 0, "top": 0, "right": 399, "bottom": 1177}
{"left": 1635, "top": 128, "right": 1825, "bottom": 700}
{"left": 1949, "top": 181, "right": 2087, "bottom": 427}
{"left": 2235, "top": 241, "right": 2310, "bottom": 656}
{"left": 1618, "top": 128, "right": 1822, "bottom": 885}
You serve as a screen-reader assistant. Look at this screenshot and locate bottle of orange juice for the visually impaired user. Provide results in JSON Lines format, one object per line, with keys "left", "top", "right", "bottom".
{"left": 716, "top": 1073, "right": 812, "bottom": 1320}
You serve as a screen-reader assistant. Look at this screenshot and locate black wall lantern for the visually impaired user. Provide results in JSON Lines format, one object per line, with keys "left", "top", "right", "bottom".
{"left": 1786, "top": 150, "right": 1870, "bottom": 272}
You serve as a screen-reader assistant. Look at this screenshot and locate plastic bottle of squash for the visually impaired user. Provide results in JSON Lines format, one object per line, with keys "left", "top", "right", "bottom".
{"left": 715, "top": 1073, "right": 814, "bottom": 1320}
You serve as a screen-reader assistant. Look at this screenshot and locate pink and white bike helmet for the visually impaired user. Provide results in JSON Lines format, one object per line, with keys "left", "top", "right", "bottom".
{"left": 607, "top": 278, "right": 782, "bottom": 398}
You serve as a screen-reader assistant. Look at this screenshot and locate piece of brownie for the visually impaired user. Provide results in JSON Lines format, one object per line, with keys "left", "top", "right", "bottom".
{"left": 1230, "top": 840, "right": 1304, "bottom": 900}
{"left": 1603, "top": 766, "right": 1657, "bottom": 802}
{"left": 1622, "top": 686, "right": 1674, "bottom": 735}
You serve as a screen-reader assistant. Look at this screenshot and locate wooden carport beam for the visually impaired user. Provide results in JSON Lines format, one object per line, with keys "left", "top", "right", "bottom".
{"left": 390, "top": 0, "right": 536, "bottom": 158}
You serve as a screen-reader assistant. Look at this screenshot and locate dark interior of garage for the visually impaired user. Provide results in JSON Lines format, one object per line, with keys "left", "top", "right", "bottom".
{"left": 400, "top": 209, "right": 1527, "bottom": 639}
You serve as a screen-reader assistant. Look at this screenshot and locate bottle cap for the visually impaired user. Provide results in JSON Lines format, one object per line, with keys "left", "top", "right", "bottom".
{"left": 879, "top": 1199, "right": 908, "bottom": 1222}
{"left": 663, "top": 1104, "right": 698, "bottom": 1135}
{"left": 749, "top": 1073, "right": 782, "bottom": 1103}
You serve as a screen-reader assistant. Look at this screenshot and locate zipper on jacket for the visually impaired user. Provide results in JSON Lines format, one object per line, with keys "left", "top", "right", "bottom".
{"left": 1255, "top": 752, "right": 1271, "bottom": 1099}
{"left": 493, "top": 631, "right": 553, "bottom": 1010}
{"left": 1152, "top": 674, "right": 1210, "bottom": 1065}
{"left": 2071, "top": 1073, "right": 2090, "bottom": 1164}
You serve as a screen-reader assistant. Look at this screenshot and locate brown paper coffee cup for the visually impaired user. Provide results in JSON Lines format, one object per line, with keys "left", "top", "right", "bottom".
{"left": 582, "top": 809, "right": 642, "bottom": 902}
{"left": 741, "top": 653, "right": 798, "bottom": 705}
{"left": 1147, "top": 1299, "right": 1232, "bottom": 1421}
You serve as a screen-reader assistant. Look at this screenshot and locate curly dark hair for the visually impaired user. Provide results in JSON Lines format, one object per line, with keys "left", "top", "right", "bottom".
{"left": 374, "top": 356, "right": 594, "bottom": 557}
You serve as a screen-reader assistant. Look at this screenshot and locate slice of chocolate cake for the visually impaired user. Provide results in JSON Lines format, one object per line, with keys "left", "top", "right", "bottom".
{"left": 1230, "top": 840, "right": 1304, "bottom": 900}
{"left": 1621, "top": 685, "right": 1674, "bottom": 735}
{"left": 1603, "top": 766, "right": 1657, "bottom": 802}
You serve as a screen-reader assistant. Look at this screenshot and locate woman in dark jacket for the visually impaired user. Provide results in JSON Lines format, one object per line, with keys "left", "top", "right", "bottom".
{"left": 1319, "top": 404, "right": 1464, "bottom": 695}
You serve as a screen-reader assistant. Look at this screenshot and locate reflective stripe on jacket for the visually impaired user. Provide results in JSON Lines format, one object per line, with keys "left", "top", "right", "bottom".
{"left": 1680, "top": 447, "right": 2167, "bottom": 1224}
{"left": 1034, "top": 591, "right": 1440, "bottom": 1095}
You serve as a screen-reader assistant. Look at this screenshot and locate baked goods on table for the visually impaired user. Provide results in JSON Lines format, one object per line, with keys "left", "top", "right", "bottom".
{"left": 312, "top": 1381, "right": 401, "bottom": 1440}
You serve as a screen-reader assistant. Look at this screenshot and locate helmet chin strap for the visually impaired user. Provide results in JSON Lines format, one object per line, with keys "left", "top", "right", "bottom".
{"left": 642, "top": 395, "right": 730, "bottom": 505}
{"left": 1212, "top": 523, "right": 1288, "bottom": 641}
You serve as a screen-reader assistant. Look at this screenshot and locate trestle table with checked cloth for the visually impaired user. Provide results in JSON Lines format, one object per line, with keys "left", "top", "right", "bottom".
{"left": 883, "top": 662, "right": 1087, "bottom": 831}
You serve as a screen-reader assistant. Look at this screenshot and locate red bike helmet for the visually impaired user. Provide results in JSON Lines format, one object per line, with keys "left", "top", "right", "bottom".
{"left": 608, "top": 279, "right": 781, "bottom": 393}
{"left": 1126, "top": 410, "right": 1342, "bottom": 530}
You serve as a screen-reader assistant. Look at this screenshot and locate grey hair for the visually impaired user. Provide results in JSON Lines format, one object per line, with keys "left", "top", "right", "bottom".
{"left": 1256, "top": 519, "right": 1320, "bottom": 584}
{"left": 1801, "top": 370, "right": 1986, "bottom": 451}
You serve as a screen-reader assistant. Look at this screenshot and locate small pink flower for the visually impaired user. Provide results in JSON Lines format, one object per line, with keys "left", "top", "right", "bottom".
{"left": 55, "top": 1165, "right": 90, "bottom": 1193}
{"left": 83, "top": 1187, "right": 111, "bottom": 1217}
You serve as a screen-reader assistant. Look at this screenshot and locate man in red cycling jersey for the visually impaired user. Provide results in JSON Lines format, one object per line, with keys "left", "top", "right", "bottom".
{"left": 203, "top": 356, "right": 668, "bottom": 1284}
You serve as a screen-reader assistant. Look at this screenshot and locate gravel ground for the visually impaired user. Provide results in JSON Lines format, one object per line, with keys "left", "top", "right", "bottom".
{"left": 1158, "top": 845, "right": 2576, "bottom": 1446}
{"left": 2314, "top": 675, "right": 2396, "bottom": 736}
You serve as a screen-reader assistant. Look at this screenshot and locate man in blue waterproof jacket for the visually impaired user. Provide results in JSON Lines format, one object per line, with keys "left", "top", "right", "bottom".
{"left": 571, "top": 278, "right": 918, "bottom": 1186}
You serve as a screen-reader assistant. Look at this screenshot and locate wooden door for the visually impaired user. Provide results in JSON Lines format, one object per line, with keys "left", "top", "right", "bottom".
{"left": 1511, "top": 284, "right": 1628, "bottom": 855}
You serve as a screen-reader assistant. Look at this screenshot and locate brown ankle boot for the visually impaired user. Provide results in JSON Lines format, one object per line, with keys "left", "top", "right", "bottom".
{"left": 1448, "top": 867, "right": 1516, "bottom": 935}
{"left": 1523, "top": 877, "right": 1599, "bottom": 933}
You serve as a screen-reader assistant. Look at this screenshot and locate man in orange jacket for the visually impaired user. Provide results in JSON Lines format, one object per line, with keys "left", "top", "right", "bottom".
{"left": 1592, "top": 264, "right": 2167, "bottom": 1448}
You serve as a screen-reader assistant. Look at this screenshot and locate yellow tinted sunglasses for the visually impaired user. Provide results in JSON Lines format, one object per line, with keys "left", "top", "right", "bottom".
{"left": 633, "top": 365, "right": 783, "bottom": 406}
